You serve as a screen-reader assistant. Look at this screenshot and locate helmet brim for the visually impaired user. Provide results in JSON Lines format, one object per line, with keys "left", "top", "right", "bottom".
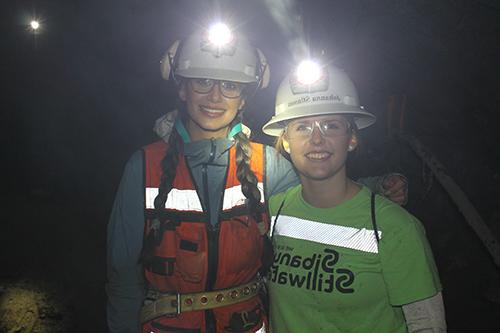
{"left": 176, "top": 68, "right": 257, "bottom": 83}
{"left": 262, "top": 104, "right": 376, "bottom": 137}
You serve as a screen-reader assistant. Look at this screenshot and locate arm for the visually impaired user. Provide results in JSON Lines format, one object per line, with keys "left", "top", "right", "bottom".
{"left": 106, "top": 151, "right": 146, "bottom": 333}
{"left": 403, "top": 292, "right": 447, "bottom": 332}
{"left": 378, "top": 204, "right": 444, "bottom": 331}
{"left": 264, "top": 146, "right": 300, "bottom": 198}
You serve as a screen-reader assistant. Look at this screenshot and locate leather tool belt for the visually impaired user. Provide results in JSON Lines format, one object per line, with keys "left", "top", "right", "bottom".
{"left": 140, "top": 278, "right": 262, "bottom": 323}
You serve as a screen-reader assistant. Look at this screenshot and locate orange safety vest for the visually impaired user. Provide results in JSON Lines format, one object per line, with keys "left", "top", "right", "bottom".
{"left": 142, "top": 140, "right": 270, "bottom": 333}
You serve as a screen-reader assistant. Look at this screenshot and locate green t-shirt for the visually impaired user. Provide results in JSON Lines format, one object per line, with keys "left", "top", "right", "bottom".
{"left": 267, "top": 185, "right": 441, "bottom": 333}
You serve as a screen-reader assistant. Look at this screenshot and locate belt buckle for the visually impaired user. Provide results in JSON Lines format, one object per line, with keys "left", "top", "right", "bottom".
{"left": 152, "top": 292, "right": 181, "bottom": 318}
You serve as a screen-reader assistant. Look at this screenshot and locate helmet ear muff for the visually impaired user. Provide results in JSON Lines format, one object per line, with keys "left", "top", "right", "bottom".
{"left": 256, "top": 48, "right": 270, "bottom": 89}
{"left": 160, "top": 40, "right": 181, "bottom": 80}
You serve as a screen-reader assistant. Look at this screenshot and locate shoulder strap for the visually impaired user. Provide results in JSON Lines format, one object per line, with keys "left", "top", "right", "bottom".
{"left": 371, "top": 192, "right": 380, "bottom": 243}
{"left": 270, "top": 198, "right": 286, "bottom": 239}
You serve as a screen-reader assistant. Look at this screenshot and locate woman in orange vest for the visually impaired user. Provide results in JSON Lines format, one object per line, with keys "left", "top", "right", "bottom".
{"left": 106, "top": 24, "right": 408, "bottom": 333}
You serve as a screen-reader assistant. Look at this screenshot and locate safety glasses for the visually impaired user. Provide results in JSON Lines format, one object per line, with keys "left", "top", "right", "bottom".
{"left": 189, "top": 78, "right": 245, "bottom": 99}
{"left": 285, "top": 119, "right": 351, "bottom": 139}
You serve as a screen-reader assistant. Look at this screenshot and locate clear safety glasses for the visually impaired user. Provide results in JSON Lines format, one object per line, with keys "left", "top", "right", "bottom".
{"left": 286, "top": 119, "right": 351, "bottom": 140}
{"left": 189, "top": 78, "right": 245, "bottom": 99}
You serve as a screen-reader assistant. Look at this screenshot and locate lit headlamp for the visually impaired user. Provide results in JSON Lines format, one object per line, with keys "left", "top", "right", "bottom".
{"left": 201, "top": 22, "right": 237, "bottom": 57}
{"left": 289, "top": 60, "right": 329, "bottom": 94}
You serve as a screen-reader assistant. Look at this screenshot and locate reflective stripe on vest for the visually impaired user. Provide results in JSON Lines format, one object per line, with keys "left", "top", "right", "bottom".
{"left": 222, "top": 183, "right": 265, "bottom": 210}
{"left": 145, "top": 183, "right": 265, "bottom": 210}
{"left": 145, "top": 187, "right": 203, "bottom": 211}
{"left": 271, "top": 215, "right": 382, "bottom": 254}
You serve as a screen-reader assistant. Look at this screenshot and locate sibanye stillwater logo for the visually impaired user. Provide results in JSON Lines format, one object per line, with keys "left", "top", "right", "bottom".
{"left": 269, "top": 247, "right": 354, "bottom": 293}
{"left": 287, "top": 94, "right": 341, "bottom": 108}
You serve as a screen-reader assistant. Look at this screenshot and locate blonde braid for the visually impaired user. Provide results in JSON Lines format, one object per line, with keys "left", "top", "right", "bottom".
{"left": 233, "top": 116, "right": 262, "bottom": 222}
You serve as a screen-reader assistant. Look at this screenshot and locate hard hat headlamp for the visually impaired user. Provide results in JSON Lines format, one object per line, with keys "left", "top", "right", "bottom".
{"left": 201, "top": 22, "right": 237, "bottom": 57}
{"left": 290, "top": 60, "right": 329, "bottom": 94}
{"left": 30, "top": 20, "right": 40, "bottom": 30}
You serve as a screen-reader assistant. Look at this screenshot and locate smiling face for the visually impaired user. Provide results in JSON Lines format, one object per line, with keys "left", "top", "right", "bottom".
{"left": 178, "top": 78, "right": 246, "bottom": 141}
{"left": 283, "top": 114, "right": 357, "bottom": 182}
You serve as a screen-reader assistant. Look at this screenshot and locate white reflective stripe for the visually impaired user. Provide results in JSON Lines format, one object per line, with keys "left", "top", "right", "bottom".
{"left": 255, "top": 322, "right": 266, "bottom": 333}
{"left": 145, "top": 187, "right": 203, "bottom": 211}
{"left": 222, "top": 182, "right": 264, "bottom": 211}
{"left": 145, "top": 187, "right": 158, "bottom": 209}
{"left": 271, "top": 215, "right": 381, "bottom": 254}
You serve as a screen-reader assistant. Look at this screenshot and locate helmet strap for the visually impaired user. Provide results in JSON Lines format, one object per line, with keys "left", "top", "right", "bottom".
{"left": 168, "top": 53, "right": 179, "bottom": 85}
{"left": 243, "top": 49, "right": 268, "bottom": 99}
{"left": 169, "top": 39, "right": 184, "bottom": 86}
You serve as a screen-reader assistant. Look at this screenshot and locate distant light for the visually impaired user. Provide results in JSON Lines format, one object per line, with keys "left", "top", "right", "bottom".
{"left": 207, "top": 23, "right": 232, "bottom": 46}
{"left": 296, "top": 60, "right": 322, "bottom": 85}
{"left": 30, "top": 20, "right": 40, "bottom": 30}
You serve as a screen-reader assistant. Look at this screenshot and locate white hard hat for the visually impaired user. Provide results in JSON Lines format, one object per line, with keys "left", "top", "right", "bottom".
{"left": 160, "top": 24, "right": 270, "bottom": 88}
{"left": 262, "top": 62, "right": 376, "bottom": 136}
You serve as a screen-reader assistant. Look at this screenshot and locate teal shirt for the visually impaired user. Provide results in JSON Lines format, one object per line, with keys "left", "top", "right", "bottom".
{"left": 268, "top": 185, "right": 441, "bottom": 333}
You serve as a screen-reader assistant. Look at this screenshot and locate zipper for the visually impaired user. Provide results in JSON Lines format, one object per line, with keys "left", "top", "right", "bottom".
{"left": 204, "top": 138, "right": 218, "bottom": 332}
{"left": 202, "top": 138, "right": 216, "bottom": 218}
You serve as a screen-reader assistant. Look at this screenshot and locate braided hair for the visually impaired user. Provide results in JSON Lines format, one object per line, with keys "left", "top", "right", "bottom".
{"left": 231, "top": 112, "right": 272, "bottom": 276}
{"left": 153, "top": 129, "right": 181, "bottom": 214}
{"left": 232, "top": 112, "right": 263, "bottom": 223}
{"left": 140, "top": 123, "right": 182, "bottom": 264}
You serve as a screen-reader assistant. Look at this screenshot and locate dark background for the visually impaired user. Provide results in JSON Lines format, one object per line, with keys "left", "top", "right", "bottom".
{"left": 1, "top": 0, "right": 500, "bottom": 332}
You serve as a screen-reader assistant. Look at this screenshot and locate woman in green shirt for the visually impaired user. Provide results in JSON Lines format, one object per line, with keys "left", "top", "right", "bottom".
{"left": 262, "top": 61, "right": 446, "bottom": 333}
